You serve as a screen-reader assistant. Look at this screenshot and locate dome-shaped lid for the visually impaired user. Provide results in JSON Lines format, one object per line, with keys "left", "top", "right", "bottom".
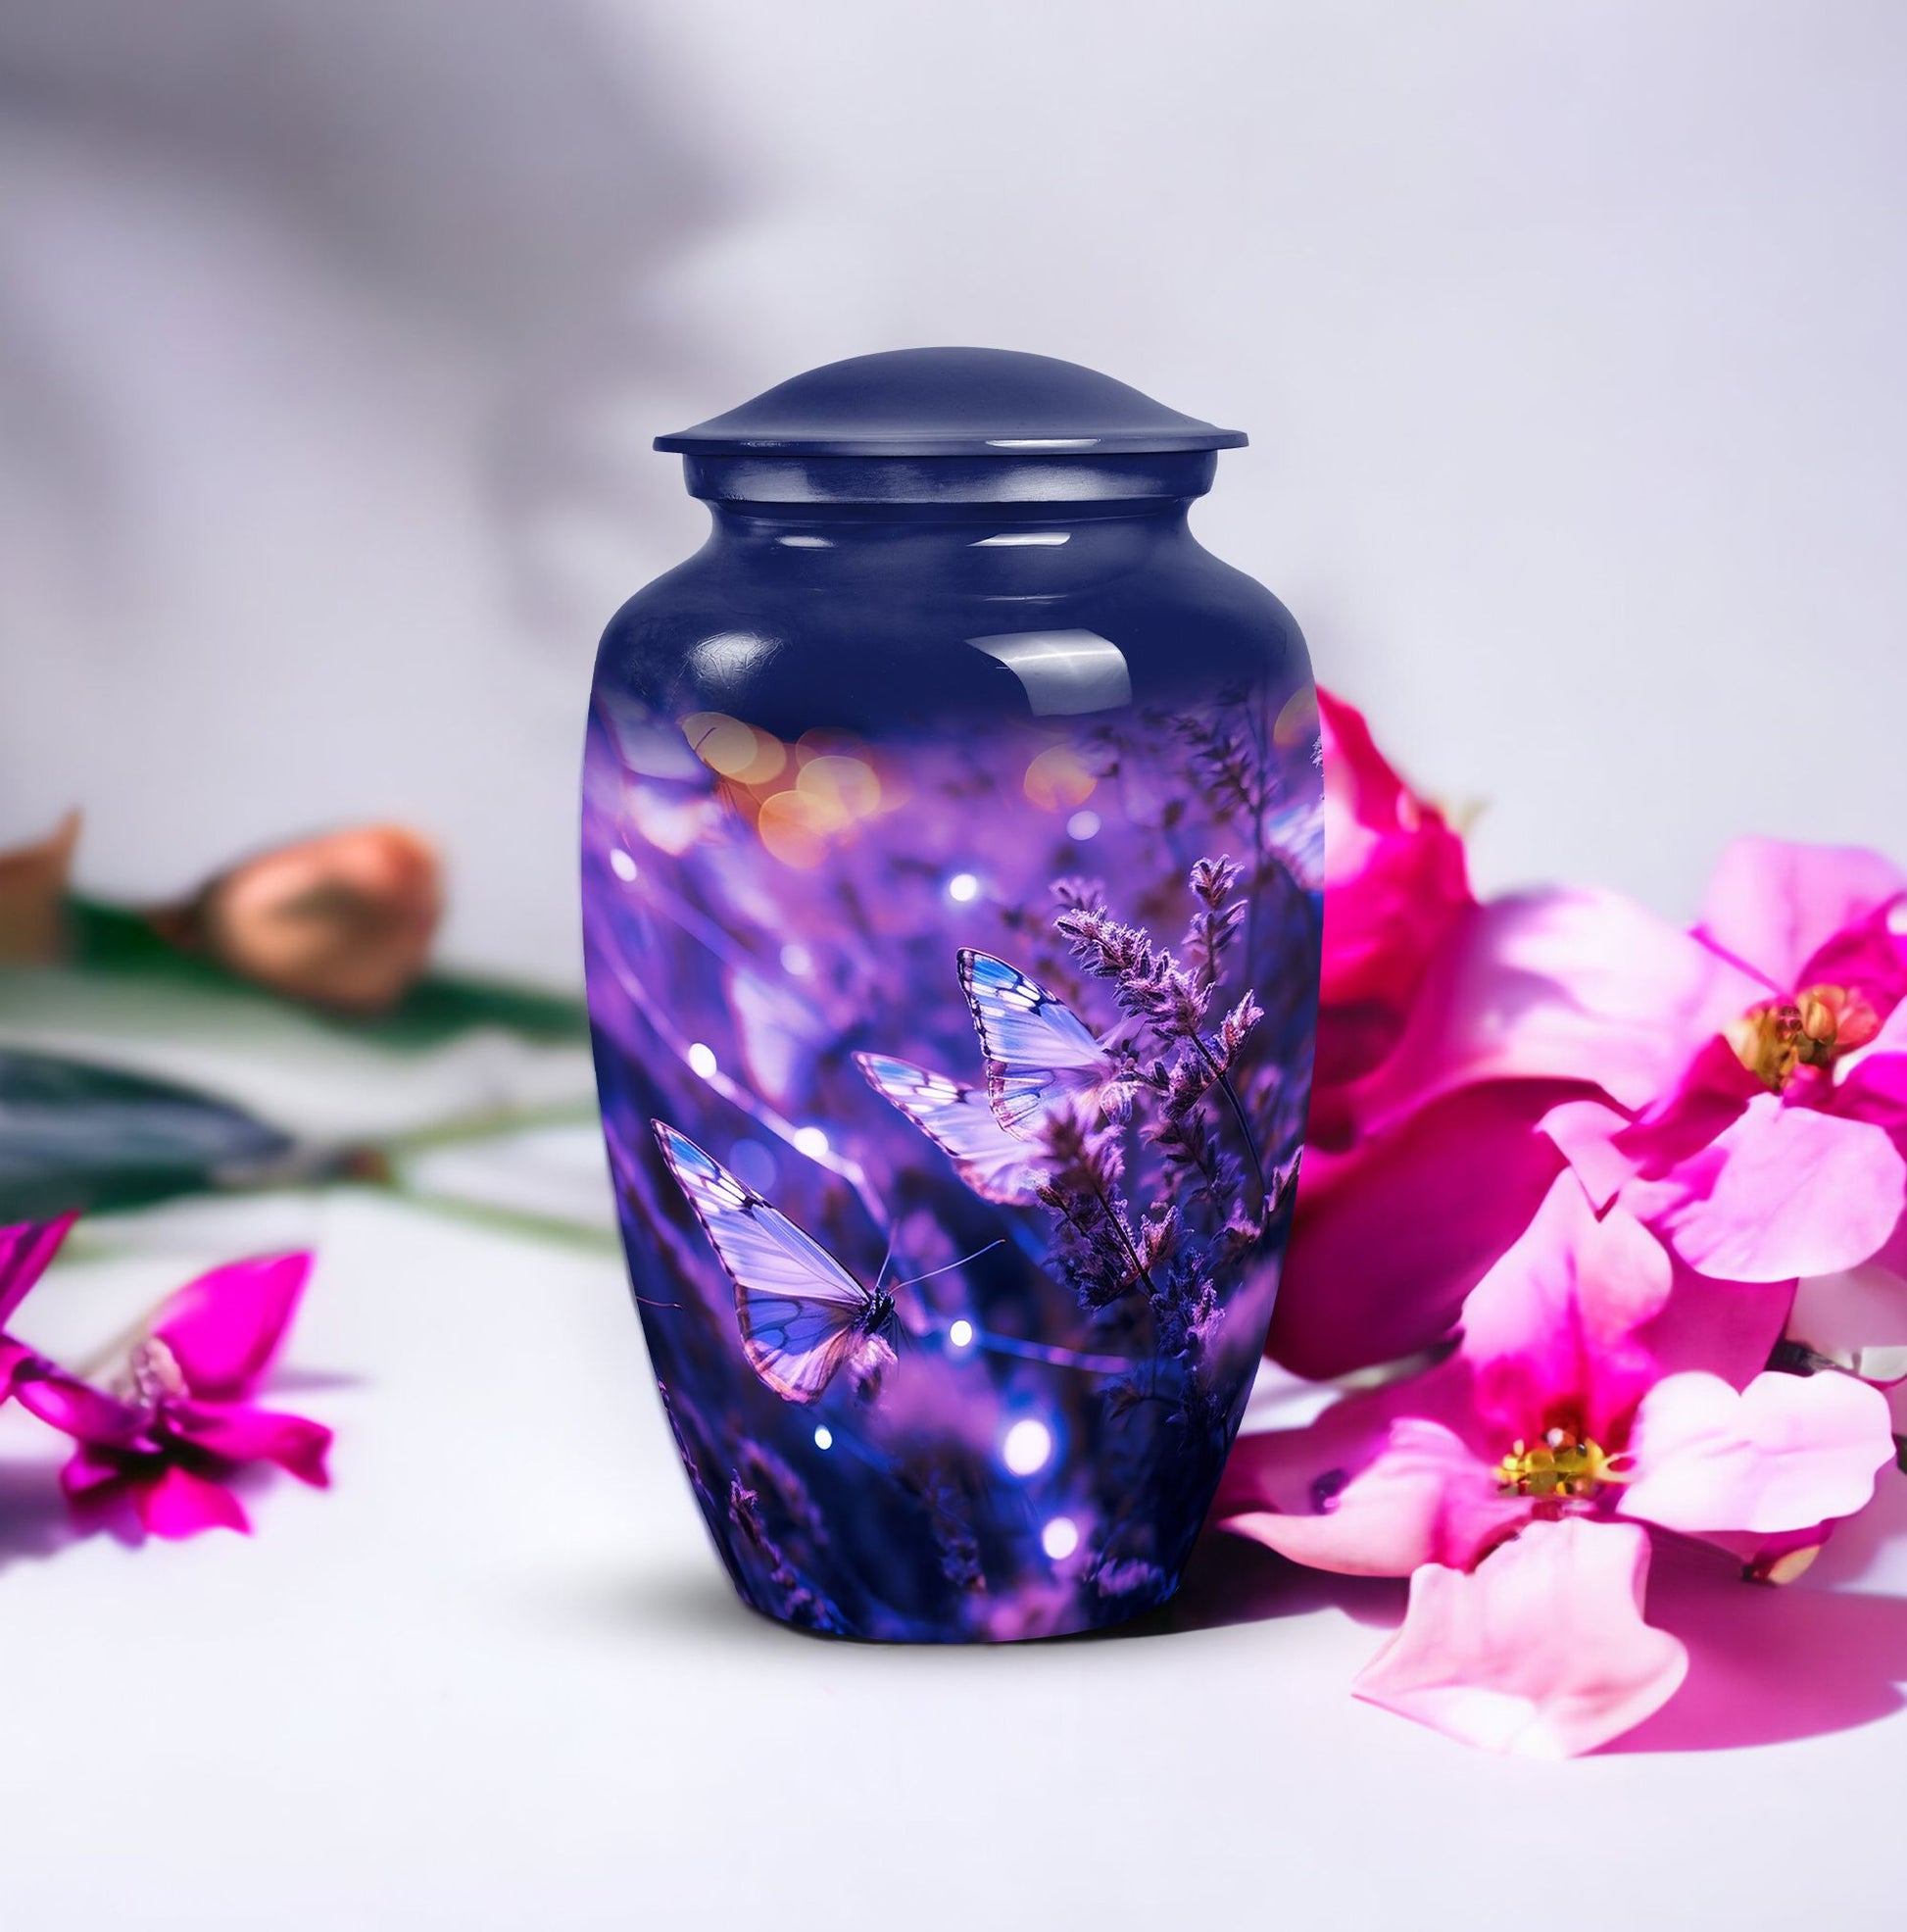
{"left": 654, "top": 347, "right": 1247, "bottom": 458}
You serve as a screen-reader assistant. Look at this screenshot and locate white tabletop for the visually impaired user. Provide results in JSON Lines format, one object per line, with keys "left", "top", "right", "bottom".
{"left": 3, "top": 1184, "right": 1902, "bottom": 1931}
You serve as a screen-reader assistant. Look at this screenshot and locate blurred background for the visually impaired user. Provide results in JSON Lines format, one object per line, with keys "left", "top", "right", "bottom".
{"left": 3, "top": 0, "right": 1904, "bottom": 986}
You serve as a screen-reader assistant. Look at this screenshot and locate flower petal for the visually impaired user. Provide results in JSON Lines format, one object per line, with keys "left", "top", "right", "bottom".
{"left": 60, "top": 1443, "right": 130, "bottom": 1502}
{"left": 14, "top": 1363, "right": 147, "bottom": 1446}
{"left": 1645, "top": 1095, "right": 1907, "bottom": 1281}
{"left": 0, "top": 1214, "right": 77, "bottom": 1328}
{"left": 1352, "top": 1517, "right": 1688, "bottom": 1758}
{"left": 1539, "top": 1099, "right": 1638, "bottom": 1210}
{"left": 1317, "top": 687, "right": 1473, "bottom": 1016}
{"left": 154, "top": 1252, "right": 313, "bottom": 1398}
{"left": 1620, "top": 1368, "right": 1895, "bottom": 1535}
{"left": 135, "top": 1464, "right": 251, "bottom": 1539}
{"left": 1356, "top": 889, "right": 1765, "bottom": 1125}
{"left": 1223, "top": 1413, "right": 1522, "bottom": 1577}
{"left": 1268, "top": 1080, "right": 1568, "bottom": 1380}
{"left": 1695, "top": 837, "right": 1907, "bottom": 992}
{"left": 170, "top": 1400, "right": 332, "bottom": 1487}
{"left": 1459, "top": 1171, "right": 1674, "bottom": 1442}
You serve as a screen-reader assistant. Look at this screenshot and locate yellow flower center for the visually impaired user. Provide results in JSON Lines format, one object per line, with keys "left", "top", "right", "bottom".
{"left": 1497, "top": 1428, "right": 1625, "bottom": 1500}
{"left": 1724, "top": 983, "right": 1878, "bottom": 1092}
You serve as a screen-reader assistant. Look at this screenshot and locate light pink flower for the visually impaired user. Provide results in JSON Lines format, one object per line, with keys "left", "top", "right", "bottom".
{"left": 6, "top": 1239, "right": 331, "bottom": 1539}
{"left": 1221, "top": 1172, "right": 1895, "bottom": 1755}
{"left": 1539, "top": 839, "right": 1907, "bottom": 1289}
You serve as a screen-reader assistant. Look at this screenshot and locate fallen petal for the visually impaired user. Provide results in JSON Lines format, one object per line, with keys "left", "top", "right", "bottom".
{"left": 1352, "top": 1517, "right": 1688, "bottom": 1758}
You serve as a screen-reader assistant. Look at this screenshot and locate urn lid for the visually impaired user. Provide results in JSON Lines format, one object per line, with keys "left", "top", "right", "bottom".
{"left": 655, "top": 348, "right": 1247, "bottom": 458}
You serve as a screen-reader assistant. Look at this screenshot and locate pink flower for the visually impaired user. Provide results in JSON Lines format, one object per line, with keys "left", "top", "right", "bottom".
{"left": 1550, "top": 839, "right": 1907, "bottom": 1287}
{"left": 5, "top": 1235, "right": 332, "bottom": 1539}
{"left": 1221, "top": 1172, "right": 1895, "bottom": 1755}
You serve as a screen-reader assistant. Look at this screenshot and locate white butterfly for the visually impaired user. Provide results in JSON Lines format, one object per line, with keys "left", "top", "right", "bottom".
{"left": 654, "top": 1121, "right": 896, "bottom": 1405}
{"left": 851, "top": 1053, "right": 1048, "bottom": 1205}
{"left": 856, "top": 950, "right": 1127, "bottom": 1202}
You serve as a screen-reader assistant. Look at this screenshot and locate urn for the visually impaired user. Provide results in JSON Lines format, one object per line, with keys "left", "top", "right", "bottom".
{"left": 582, "top": 348, "right": 1322, "bottom": 1640}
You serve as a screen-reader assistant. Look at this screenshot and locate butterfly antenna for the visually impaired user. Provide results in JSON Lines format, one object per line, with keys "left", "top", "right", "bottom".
{"left": 872, "top": 1234, "right": 900, "bottom": 1294}
{"left": 892, "top": 1237, "right": 1005, "bottom": 1292}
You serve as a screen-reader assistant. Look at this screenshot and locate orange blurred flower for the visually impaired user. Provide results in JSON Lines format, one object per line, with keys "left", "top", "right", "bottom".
{"left": 0, "top": 812, "right": 80, "bottom": 965}
{"left": 177, "top": 824, "right": 443, "bottom": 1015}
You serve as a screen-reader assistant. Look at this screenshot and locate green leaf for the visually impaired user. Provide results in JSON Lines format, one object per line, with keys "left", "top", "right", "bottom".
{"left": 0, "top": 1047, "right": 314, "bottom": 1221}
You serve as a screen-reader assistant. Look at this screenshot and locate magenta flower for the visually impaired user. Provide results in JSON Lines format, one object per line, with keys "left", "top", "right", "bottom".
{"left": 4, "top": 1232, "right": 331, "bottom": 1539}
{"left": 1275, "top": 691, "right": 1758, "bottom": 1380}
{"left": 1312, "top": 687, "right": 1473, "bottom": 1086}
{"left": 1220, "top": 1171, "right": 1895, "bottom": 1755}
{"left": 0, "top": 1214, "right": 78, "bottom": 1399}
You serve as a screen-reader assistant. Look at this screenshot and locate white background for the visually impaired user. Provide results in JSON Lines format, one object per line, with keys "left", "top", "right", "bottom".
{"left": 4, "top": 2, "right": 1903, "bottom": 977}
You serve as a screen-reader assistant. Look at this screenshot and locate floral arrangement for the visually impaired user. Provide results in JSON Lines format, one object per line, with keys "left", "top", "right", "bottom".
{"left": 1218, "top": 688, "right": 1906, "bottom": 1757}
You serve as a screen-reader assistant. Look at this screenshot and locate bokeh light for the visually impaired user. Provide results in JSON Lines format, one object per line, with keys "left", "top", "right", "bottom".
{"left": 1041, "top": 1516, "right": 1080, "bottom": 1560}
{"left": 1002, "top": 1417, "right": 1053, "bottom": 1475}
{"left": 1023, "top": 744, "right": 1097, "bottom": 812}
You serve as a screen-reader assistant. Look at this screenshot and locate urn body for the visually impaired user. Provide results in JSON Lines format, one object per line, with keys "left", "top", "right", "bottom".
{"left": 582, "top": 350, "right": 1322, "bottom": 1640}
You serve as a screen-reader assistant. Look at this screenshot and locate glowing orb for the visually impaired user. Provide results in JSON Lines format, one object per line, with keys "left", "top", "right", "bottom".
{"left": 1041, "top": 1516, "right": 1080, "bottom": 1560}
{"left": 1002, "top": 1418, "right": 1053, "bottom": 1475}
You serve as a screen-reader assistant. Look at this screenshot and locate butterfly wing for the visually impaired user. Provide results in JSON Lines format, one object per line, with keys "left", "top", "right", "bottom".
{"left": 653, "top": 1122, "right": 874, "bottom": 1404}
{"left": 854, "top": 1052, "right": 1047, "bottom": 1204}
{"left": 957, "top": 950, "right": 1117, "bottom": 1136}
